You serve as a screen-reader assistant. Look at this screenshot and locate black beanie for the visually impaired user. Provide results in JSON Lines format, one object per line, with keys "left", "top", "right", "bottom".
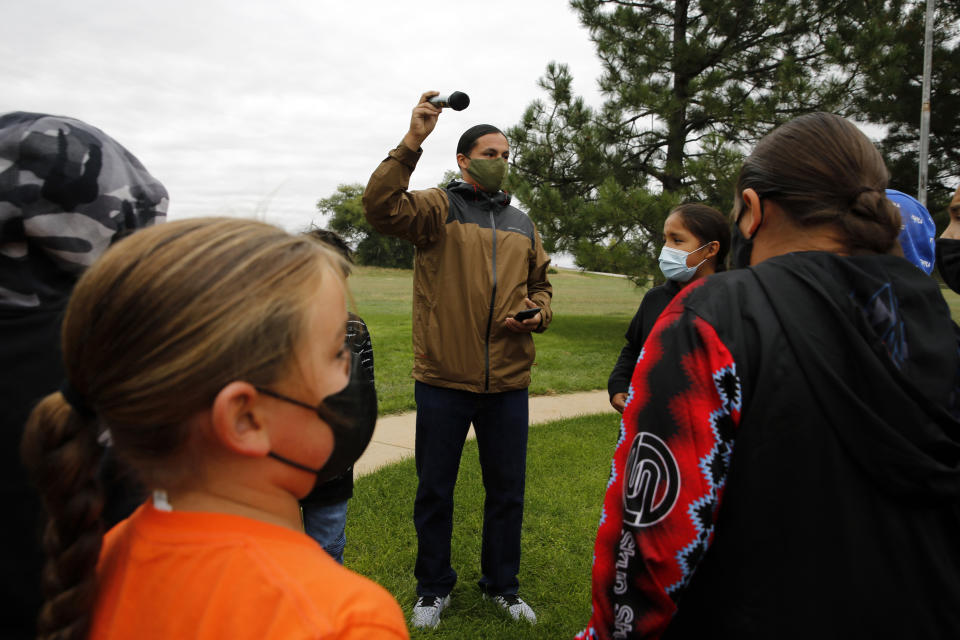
{"left": 456, "top": 124, "right": 504, "bottom": 156}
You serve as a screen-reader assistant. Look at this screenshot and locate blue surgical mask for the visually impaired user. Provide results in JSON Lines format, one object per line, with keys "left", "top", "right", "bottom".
{"left": 658, "top": 243, "right": 711, "bottom": 282}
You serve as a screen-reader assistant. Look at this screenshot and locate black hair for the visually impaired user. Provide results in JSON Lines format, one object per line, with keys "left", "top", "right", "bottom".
{"left": 304, "top": 228, "right": 353, "bottom": 264}
{"left": 670, "top": 203, "right": 731, "bottom": 272}
{"left": 456, "top": 124, "right": 505, "bottom": 156}
{"left": 733, "top": 112, "right": 899, "bottom": 255}
{"left": 303, "top": 227, "right": 354, "bottom": 277}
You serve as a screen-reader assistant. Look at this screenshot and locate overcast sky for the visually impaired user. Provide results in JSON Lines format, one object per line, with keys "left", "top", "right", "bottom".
{"left": 2, "top": 0, "right": 605, "bottom": 241}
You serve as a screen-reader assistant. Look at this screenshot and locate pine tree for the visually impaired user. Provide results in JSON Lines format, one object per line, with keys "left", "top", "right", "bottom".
{"left": 847, "top": 1, "right": 960, "bottom": 226}
{"left": 507, "top": 0, "right": 905, "bottom": 277}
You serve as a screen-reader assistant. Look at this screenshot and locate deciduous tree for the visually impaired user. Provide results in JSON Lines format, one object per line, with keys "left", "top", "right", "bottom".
{"left": 316, "top": 183, "right": 414, "bottom": 269}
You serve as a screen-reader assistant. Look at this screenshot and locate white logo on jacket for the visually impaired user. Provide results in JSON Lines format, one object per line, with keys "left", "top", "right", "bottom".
{"left": 622, "top": 432, "right": 680, "bottom": 528}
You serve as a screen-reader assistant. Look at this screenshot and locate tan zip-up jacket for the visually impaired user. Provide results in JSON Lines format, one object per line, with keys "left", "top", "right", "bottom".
{"left": 363, "top": 143, "right": 552, "bottom": 393}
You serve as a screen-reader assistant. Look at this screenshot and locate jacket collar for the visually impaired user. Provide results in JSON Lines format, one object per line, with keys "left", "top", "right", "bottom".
{"left": 447, "top": 180, "right": 511, "bottom": 208}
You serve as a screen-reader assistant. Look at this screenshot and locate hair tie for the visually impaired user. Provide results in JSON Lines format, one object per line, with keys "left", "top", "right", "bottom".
{"left": 59, "top": 381, "right": 96, "bottom": 420}
{"left": 850, "top": 186, "right": 880, "bottom": 206}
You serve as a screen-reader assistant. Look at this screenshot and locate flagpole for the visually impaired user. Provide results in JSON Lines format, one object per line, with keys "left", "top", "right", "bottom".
{"left": 917, "top": 0, "right": 935, "bottom": 206}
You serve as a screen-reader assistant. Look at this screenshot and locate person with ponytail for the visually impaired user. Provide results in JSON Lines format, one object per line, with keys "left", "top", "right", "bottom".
{"left": 578, "top": 113, "right": 960, "bottom": 639}
{"left": 21, "top": 218, "right": 408, "bottom": 640}
{"left": 607, "top": 204, "right": 729, "bottom": 413}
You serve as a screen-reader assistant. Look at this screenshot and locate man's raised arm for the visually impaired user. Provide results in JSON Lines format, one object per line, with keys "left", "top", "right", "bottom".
{"left": 362, "top": 91, "right": 448, "bottom": 247}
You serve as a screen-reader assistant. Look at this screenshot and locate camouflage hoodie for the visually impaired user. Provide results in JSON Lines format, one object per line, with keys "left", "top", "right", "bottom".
{"left": 0, "top": 111, "right": 168, "bottom": 310}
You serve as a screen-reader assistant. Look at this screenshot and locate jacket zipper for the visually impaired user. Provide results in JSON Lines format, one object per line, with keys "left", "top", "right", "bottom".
{"left": 484, "top": 208, "right": 497, "bottom": 392}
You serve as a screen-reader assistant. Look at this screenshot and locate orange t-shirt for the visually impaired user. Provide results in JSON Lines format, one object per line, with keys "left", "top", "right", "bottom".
{"left": 91, "top": 502, "right": 408, "bottom": 639}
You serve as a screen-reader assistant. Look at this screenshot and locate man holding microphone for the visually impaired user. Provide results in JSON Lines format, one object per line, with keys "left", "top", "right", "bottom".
{"left": 363, "top": 91, "right": 552, "bottom": 629}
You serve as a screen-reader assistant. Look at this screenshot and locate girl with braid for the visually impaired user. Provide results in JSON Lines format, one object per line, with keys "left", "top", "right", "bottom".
{"left": 21, "top": 218, "right": 407, "bottom": 640}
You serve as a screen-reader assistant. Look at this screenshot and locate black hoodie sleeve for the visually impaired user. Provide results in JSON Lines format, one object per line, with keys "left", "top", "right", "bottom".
{"left": 608, "top": 282, "right": 682, "bottom": 399}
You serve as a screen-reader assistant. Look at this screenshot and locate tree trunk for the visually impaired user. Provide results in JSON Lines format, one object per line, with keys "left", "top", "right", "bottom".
{"left": 663, "top": 0, "right": 689, "bottom": 195}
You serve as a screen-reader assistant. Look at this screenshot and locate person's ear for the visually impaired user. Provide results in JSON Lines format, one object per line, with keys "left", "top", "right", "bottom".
{"left": 703, "top": 239, "right": 720, "bottom": 261}
{"left": 740, "top": 188, "right": 764, "bottom": 239}
{"left": 210, "top": 381, "right": 271, "bottom": 457}
{"left": 456, "top": 153, "right": 470, "bottom": 172}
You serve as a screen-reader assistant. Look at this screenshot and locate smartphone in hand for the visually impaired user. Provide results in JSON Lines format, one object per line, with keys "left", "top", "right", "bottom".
{"left": 513, "top": 307, "right": 541, "bottom": 322}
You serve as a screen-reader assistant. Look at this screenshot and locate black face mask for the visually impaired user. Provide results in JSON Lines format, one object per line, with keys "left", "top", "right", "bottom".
{"left": 730, "top": 197, "right": 766, "bottom": 269}
{"left": 257, "top": 351, "right": 377, "bottom": 485}
{"left": 936, "top": 238, "right": 960, "bottom": 294}
{"left": 730, "top": 223, "right": 754, "bottom": 270}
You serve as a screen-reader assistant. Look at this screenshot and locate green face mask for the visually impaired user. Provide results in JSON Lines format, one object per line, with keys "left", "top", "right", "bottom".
{"left": 466, "top": 157, "right": 508, "bottom": 193}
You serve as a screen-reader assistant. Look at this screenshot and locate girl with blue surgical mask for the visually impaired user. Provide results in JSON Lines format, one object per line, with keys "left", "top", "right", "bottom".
{"left": 607, "top": 204, "right": 730, "bottom": 413}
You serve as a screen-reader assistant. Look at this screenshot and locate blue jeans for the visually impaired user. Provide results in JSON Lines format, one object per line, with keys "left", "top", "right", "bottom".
{"left": 302, "top": 500, "right": 348, "bottom": 564}
{"left": 413, "top": 381, "right": 529, "bottom": 597}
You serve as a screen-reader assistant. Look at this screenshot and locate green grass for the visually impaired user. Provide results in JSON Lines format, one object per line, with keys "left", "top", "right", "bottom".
{"left": 942, "top": 286, "right": 960, "bottom": 321}
{"left": 344, "top": 413, "right": 617, "bottom": 639}
{"left": 349, "top": 267, "right": 645, "bottom": 414}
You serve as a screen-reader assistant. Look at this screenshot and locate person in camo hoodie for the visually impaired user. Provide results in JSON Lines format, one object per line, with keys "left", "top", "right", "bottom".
{"left": 363, "top": 91, "right": 552, "bottom": 629}
{"left": 0, "top": 111, "right": 167, "bottom": 640}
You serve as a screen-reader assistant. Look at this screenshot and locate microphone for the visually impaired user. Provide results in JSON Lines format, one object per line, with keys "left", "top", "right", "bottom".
{"left": 428, "top": 91, "right": 470, "bottom": 111}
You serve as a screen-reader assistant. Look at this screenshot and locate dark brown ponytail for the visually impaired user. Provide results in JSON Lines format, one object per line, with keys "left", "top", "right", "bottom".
{"left": 843, "top": 188, "right": 902, "bottom": 255}
{"left": 21, "top": 394, "right": 105, "bottom": 640}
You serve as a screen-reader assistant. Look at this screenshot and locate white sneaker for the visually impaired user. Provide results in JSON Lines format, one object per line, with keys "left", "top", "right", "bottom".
{"left": 410, "top": 594, "right": 451, "bottom": 629}
{"left": 487, "top": 593, "right": 537, "bottom": 624}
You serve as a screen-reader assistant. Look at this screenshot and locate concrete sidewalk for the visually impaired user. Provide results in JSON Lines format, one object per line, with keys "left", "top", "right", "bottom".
{"left": 355, "top": 389, "right": 615, "bottom": 476}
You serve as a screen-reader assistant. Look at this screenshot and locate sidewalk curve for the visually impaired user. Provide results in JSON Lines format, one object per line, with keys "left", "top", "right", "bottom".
{"left": 355, "top": 389, "right": 614, "bottom": 477}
